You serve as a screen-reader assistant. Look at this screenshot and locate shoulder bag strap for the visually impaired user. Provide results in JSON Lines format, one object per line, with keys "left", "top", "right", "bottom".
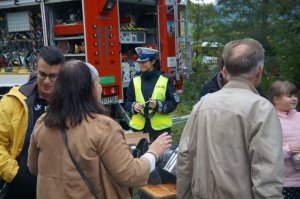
{"left": 60, "top": 128, "right": 99, "bottom": 199}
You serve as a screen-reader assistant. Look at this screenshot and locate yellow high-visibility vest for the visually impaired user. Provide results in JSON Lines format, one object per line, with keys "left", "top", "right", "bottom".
{"left": 129, "top": 75, "right": 172, "bottom": 130}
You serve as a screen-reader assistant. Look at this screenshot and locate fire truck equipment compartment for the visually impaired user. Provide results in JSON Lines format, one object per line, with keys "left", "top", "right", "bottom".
{"left": 53, "top": 22, "right": 83, "bottom": 36}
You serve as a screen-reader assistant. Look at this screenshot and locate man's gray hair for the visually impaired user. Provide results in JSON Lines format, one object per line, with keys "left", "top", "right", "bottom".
{"left": 222, "top": 38, "right": 265, "bottom": 77}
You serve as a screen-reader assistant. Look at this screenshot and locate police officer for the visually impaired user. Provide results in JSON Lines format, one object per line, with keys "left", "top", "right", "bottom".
{"left": 125, "top": 47, "right": 179, "bottom": 141}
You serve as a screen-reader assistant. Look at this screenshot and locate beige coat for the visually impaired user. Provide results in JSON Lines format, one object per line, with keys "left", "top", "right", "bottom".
{"left": 177, "top": 78, "right": 284, "bottom": 199}
{"left": 28, "top": 114, "right": 150, "bottom": 199}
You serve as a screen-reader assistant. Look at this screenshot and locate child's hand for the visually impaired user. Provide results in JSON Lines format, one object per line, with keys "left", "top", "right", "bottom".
{"left": 289, "top": 144, "right": 300, "bottom": 154}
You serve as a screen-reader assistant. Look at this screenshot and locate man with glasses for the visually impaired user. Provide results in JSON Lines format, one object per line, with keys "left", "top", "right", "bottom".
{"left": 0, "top": 46, "right": 65, "bottom": 199}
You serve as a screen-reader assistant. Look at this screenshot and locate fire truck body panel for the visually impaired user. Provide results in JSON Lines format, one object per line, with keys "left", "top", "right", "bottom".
{"left": 82, "top": 0, "right": 122, "bottom": 104}
{"left": 0, "top": 0, "right": 191, "bottom": 103}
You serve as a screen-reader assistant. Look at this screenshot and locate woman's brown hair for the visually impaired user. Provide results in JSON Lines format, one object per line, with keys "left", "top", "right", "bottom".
{"left": 44, "top": 60, "right": 108, "bottom": 129}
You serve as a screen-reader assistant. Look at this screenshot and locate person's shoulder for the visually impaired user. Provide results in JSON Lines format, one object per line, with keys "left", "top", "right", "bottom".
{"left": 293, "top": 110, "right": 300, "bottom": 117}
{"left": 159, "top": 72, "right": 173, "bottom": 82}
{"left": 92, "top": 114, "right": 124, "bottom": 138}
{"left": 248, "top": 94, "right": 276, "bottom": 116}
{"left": 198, "top": 92, "right": 221, "bottom": 107}
{"left": 130, "top": 73, "right": 142, "bottom": 82}
{"left": 7, "top": 86, "right": 21, "bottom": 95}
{"left": 250, "top": 92, "right": 270, "bottom": 104}
{"left": 201, "top": 82, "right": 219, "bottom": 95}
{"left": 234, "top": 90, "right": 271, "bottom": 107}
{"left": 132, "top": 71, "right": 142, "bottom": 78}
{"left": 189, "top": 96, "right": 210, "bottom": 117}
{"left": 204, "top": 72, "right": 219, "bottom": 84}
{"left": 19, "top": 77, "right": 37, "bottom": 97}
{"left": 159, "top": 71, "right": 170, "bottom": 78}
{"left": 211, "top": 89, "right": 272, "bottom": 112}
{"left": 31, "top": 114, "right": 47, "bottom": 136}
{"left": 1, "top": 86, "right": 24, "bottom": 102}
{"left": 200, "top": 73, "right": 221, "bottom": 96}
{"left": 35, "top": 114, "right": 46, "bottom": 127}
{"left": 93, "top": 114, "right": 120, "bottom": 127}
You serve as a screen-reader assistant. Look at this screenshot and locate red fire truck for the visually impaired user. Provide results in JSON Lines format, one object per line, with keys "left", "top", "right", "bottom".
{"left": 0, "top": 0, "right": 191, "bottom": 118}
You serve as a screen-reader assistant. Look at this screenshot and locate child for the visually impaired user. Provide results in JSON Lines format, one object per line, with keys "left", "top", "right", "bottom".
{"left": 269, "top": 80, "right": 300, "bottom": 199}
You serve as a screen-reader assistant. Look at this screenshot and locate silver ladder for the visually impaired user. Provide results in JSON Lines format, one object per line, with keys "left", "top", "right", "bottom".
{"left": 165, "top": 0, "right": 192, "bottom": 80}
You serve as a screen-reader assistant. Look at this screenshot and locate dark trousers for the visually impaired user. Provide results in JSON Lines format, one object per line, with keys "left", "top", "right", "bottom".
{"left": 1, "top": 166, "right": 36, "bottom": 199}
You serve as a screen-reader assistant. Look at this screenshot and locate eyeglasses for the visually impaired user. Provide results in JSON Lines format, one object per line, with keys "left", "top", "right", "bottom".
{"left": 36, "top": 71, "right": 58, "bottom": 82}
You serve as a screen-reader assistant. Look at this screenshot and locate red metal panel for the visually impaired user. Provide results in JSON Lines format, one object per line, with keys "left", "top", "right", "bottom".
{"left": 158, "top": 0, "right": 176, "bottom": 74}
{"left": 83, "top": 0, "right": 122, "bottom": 100}
{"left": 158, "top": 0, "right": 182, "bottom": 91}
{"left": 158, "top": 1, "right": 168, "bottom": 74}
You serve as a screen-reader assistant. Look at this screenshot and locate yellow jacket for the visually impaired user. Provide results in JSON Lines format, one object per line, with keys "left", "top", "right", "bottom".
{"left": 0, "top": 86, "right": 32, "bottom": 182}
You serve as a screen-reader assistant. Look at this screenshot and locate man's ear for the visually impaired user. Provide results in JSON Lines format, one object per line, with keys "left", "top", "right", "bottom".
{"left": 221, "top": 67, "right": 228, "bottom": 79}
{"left": 256, "top": 65, "right": 263, "bottom": 79}
{"left": 253, "top": 65, "right": 263, "bottom": 86}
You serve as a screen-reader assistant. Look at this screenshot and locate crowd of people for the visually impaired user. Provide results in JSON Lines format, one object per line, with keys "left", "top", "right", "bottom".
{"left": 0, "top": 38, "right": 299, "bottom": 199}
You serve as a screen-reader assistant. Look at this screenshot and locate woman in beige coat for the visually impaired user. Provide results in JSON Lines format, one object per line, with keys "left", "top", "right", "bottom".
{"left": 27, "top": 60, "right": 172, "bottom": 199}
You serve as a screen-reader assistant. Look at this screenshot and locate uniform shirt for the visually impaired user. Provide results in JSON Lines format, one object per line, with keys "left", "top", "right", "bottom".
{"left": 125, "top": 69, "right": 179, "bottom": 140}
{"left": 21, "top": 89, "right": 49, "bottom": 157}
{"left": 17, "top": 88, "right": 48, "bottom": 171}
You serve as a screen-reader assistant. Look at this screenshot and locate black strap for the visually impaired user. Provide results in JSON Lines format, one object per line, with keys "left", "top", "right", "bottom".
{"left": 139, "top": 111, "right": 155, "bottom": 119}
{"left": 60, "top": 128, "right": 99, "bottom": 199}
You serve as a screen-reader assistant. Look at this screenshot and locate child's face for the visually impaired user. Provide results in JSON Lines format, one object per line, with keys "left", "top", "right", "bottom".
{"left": 275, "top": 94, "right": 298, "bottom": 112}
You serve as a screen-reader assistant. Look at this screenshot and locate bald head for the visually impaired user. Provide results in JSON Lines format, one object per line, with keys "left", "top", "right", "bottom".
{"left": 231, "top": 44, "right": 249, "bottom": 61}
{"left": 222, "top": 38, "right": 265, "bottom": 77}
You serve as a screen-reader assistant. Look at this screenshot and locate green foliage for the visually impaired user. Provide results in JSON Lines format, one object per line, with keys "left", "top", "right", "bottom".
{"left": 171, "top": 56, "right": 219, "bottom": 144}
{"left": 187, "top": 0, "right": 300, "bottom": 97}
{"left": 172, "top": 0, "right": 300, "bottom": 142}
{"left": 270, "top": 1, "right": 300, "bottom": 87}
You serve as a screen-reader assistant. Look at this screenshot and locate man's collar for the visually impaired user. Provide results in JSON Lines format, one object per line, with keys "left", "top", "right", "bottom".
{"left": 224, "top": 77, "right": 259, "bottom": 95}
{"left": 19, "top": 77, "right": 37, "bottom": 97}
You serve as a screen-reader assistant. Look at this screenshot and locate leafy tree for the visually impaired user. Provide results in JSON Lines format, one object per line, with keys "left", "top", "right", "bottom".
{"left": 187, "top": 0, "right": 300, "bottom": 98}
{"left": 173, "top": 0, "right": 300, "bottom": 143}
{"left": 270, "top": 1, "right": 300, "bottom": 87}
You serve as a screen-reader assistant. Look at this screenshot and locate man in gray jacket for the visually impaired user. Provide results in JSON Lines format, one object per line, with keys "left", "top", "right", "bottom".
{"left": 177, "top": 38, "right": 284, "bottom": 199}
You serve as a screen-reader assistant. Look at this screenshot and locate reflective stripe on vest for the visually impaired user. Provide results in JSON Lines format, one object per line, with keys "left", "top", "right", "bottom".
{"left": 129, "top": 75, "right": 172, "bottom": 130}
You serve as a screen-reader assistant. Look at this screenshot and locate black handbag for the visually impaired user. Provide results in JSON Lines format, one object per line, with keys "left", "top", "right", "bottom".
{"left": 60, "top": 128, "right": 99, "bottom": 199}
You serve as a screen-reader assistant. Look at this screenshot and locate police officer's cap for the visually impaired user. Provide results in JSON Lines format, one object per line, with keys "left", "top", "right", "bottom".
{"left": 135, "top": 47, "right": 159, "bottom": 62}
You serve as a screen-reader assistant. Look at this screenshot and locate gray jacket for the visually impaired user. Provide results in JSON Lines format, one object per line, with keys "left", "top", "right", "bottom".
{"left": 177, "top": 77, "right": 284, "bottom": 199}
